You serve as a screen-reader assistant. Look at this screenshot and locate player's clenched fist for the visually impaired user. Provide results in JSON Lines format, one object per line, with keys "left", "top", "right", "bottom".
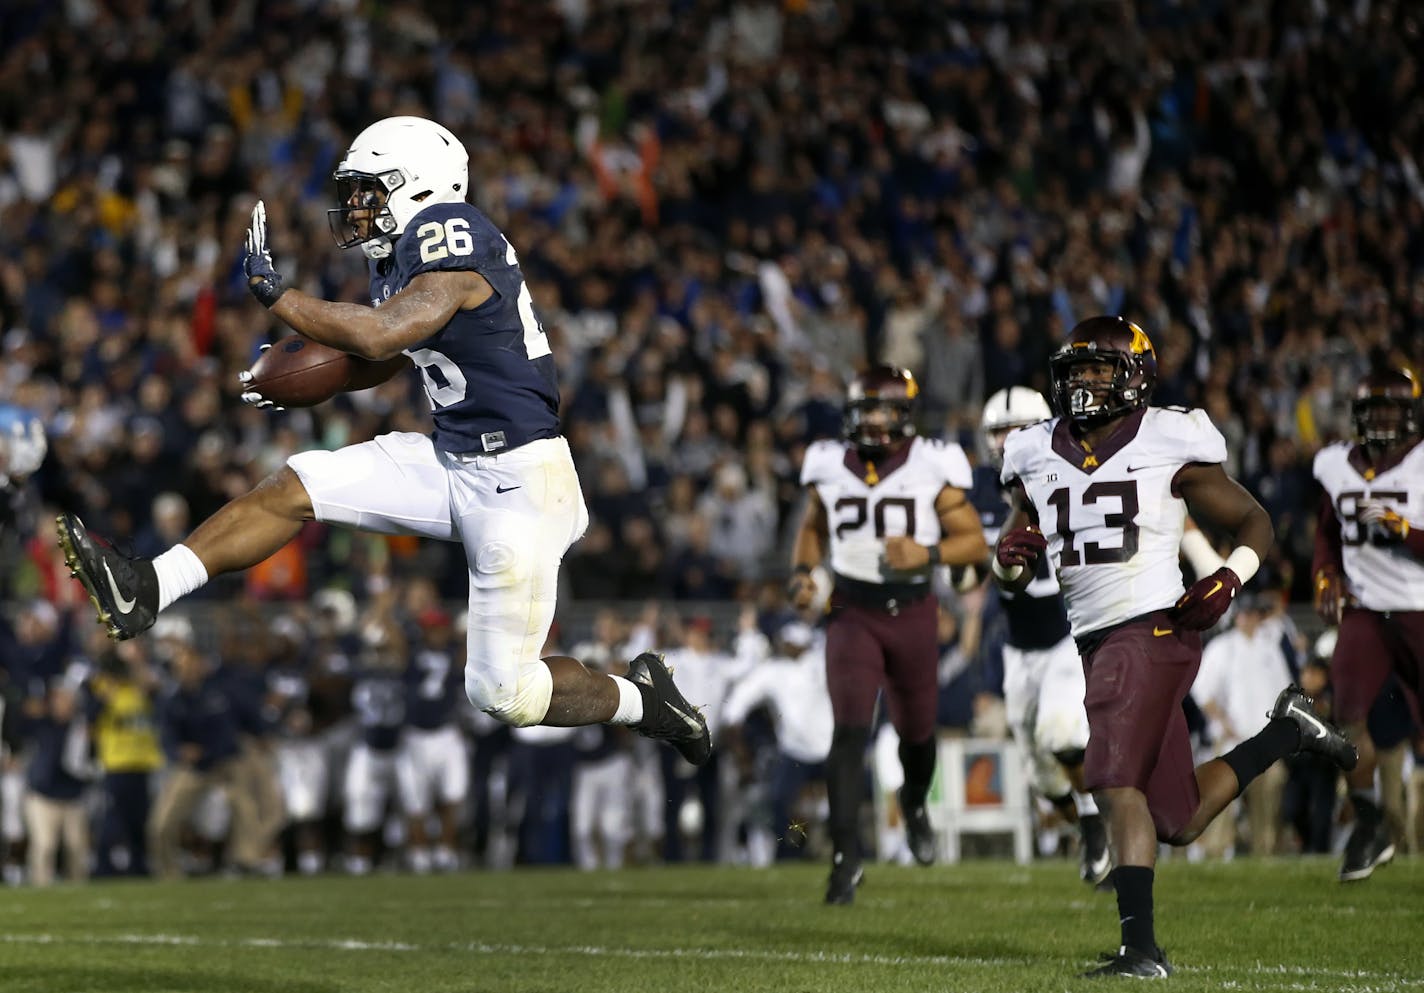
{"left": 1358, "top": 501, "right": 1410, "bottom": 543}
{"left": 1171, "top": 566, "right": 1242, "bottom": 630}
{"left": 995, "top": 526, "right": 1047, "bottom": 575}
{"left": 1313, "top": 566, "right": 1344, "bottom": 626}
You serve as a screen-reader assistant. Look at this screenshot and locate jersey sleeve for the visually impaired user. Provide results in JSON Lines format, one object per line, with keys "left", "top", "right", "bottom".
{"left": 999, "top": 427, "right": 1029, "bottom": 487}
{"left": 1310, "top": 446, "right": 1334, "bottom": 485}
{"left": 395, "top": 202, "right": 506, "bottom": 279}
{"left": 1165, "top": 408, "right": 1229, "bottom": 465}
{"left": 799, "top": 440, "right": 840, "bottom": 487}
{"left": 933, "top": 439, "right": 973, "bottom": 489}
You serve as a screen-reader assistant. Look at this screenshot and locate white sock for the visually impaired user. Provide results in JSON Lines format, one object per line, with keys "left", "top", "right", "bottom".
{"left": 1074, "top": 791, "right": 1099, "bottom": 818}
{"left": 608, "top": 675, "right": 644, "bottom": 725}
{"left": 153, "top": 544, "right": 209, "bottom": 612}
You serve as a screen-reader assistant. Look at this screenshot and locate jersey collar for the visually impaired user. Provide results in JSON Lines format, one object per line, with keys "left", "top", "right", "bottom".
{"left": 1347, "top": 437, "right": 1423, "bottom": 480}
{"left": 1051, "top": 408, "right": 1146, "bottom": 474}
{"left": 843, "top": 439, "right": 913, "bottom": 483}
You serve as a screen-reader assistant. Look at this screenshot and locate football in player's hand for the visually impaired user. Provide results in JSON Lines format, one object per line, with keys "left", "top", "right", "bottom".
{"left": 244, "top": 335, "right": 353, "bottom": 408}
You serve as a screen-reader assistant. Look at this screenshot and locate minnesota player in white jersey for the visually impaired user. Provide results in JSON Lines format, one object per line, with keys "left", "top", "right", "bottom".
{"left": 1312, "top": 366, "right": 1424, "bottom": 881}
{"left": 789, "top": 365, "right": 988, "bottom": 904}
{"left": 995, "top": 317, "right": 1357, "bottom": 979}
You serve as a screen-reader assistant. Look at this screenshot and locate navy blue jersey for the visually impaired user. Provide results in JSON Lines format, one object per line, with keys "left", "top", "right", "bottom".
{"left": 160, "top": 673, "right": 241, "bottom": 771}
{"left": 369, "top": 201, "right": 560, "bottom": 455}
{"left": 969, "top": 465, "right": 1071, "bottom": 651}
{"left": 403, "top": 648, "right": 462, "bottom": 731}
{"left": 351, "top": 668, "right": 406, "bottom": 751}
{"left": 25, "top": 715, "right": 88, "bottom": 801}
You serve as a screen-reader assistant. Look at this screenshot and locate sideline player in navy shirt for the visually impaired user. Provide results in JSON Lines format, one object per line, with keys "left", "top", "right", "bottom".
{"left": 58, "top": 117, "right": 709, "bottom": 767}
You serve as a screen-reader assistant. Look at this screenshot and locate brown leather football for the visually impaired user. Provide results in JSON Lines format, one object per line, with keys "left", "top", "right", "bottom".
{"left": 245, "top": 335, "right": 354, "bottom": 408}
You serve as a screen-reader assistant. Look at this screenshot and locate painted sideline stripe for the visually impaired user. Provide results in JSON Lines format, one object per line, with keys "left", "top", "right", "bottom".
{"left": 1, "top": 933, "right": 1420, "bottom": 986}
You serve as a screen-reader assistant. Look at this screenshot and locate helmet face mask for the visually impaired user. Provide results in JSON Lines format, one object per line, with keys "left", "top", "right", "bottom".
{"left": 1352, "top": 368, "right": 1422, "bottom": 455}
{"left": 327, "top": 116, "right": 470, "bottom": 260}
{"left": 328, "top": 172, "right": 403, "bottom": 253}
{"left": 844, "top": 365, "right": 918, "bottom": 460}
{"left": 1049, "top": 316, "right": 1157, "bottom": 425}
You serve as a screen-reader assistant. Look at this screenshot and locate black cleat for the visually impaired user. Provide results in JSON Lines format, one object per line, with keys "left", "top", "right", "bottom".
{"left": 824, "top": 852, "right": 863, "bottom": 905}
{"left": 1082, "top": 945, "right": 1172, "bottom": 979}
{"left": 55, "top": 514, "right": 159, "bottom": 641}
{"left": 1339, "top": 817, "right": 1395, "bottom": 882}
{"left": 1079, "top": 813, "right": 1113, "bottom": 887}
{"left": 1270, "top": 685, "right": 1358, "bottom": 771}
{"left": 899, "top": 788, "right": 935, "bottom": 866}
{"left": 628, "top": 652, "right": 712, "bottom": 766}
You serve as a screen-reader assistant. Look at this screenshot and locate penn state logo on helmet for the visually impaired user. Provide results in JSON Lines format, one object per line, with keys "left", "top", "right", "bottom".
{"left": 328, "top": 116, "right": 470, "bottom": 260}
{"left": 1048, "top": 316, "right": 1157, "bottom": 424}
{"left": 980, "top": 386, "right": 1052, "bottom": 468}
{"left": 1352, "top": 366, "right": 1422, "bottom": 454}
{"left": 844, "top": 365, "right": 918, "bottom": 459}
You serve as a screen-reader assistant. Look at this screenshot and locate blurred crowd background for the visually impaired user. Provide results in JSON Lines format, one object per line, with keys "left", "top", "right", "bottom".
{"left": 1, "top": 0, "right": 1423, "bottom": 883}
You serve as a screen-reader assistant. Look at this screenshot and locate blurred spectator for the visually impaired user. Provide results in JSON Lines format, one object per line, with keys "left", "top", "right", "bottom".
{"left": 85, "top": 640, "right": 162, "bottom": 878}
{"left": 23, "top": 667, "right": 92, "bottom": 886}
{"left": 148, "top": 640, "right": 261, "bottom": 880}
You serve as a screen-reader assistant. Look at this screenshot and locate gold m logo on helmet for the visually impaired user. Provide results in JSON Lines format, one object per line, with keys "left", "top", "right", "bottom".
{"left": 1126, "top": 321, "right": 1155, "bottom": 357}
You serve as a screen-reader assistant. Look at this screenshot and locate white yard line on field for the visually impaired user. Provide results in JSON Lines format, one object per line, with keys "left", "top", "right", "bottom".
{"left": 1, "top": 932, "right": 1421, "bottom": 988}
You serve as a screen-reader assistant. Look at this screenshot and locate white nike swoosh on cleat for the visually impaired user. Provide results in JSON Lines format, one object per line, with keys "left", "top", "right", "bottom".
{"left": 665, "top": 701, "right": 703, "bottom": 732}
{"left": 1288, "top": 702, "right": 1330, "bottom": 740}
{"left": 102, "top": 561, "right": 137, "bottom": 613}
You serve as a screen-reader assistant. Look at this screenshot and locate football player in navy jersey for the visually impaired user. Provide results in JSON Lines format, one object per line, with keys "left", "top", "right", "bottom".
{"left": 57, "top": 116, "right": 710, "bottom": 768}
{"left": 971, "top": 386, "right": 1110, "bottom": 887}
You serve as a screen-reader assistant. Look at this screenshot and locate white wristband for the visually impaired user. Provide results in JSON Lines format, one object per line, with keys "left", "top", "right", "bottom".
{"left": 991, "top": 558, "right": 1024, "bottom": 582}
{"left": 1222, "top": 546, "right": 1260, "bottom": 585}
{"left": 1179, "top": 528, "right": 1225, "bottom": 577}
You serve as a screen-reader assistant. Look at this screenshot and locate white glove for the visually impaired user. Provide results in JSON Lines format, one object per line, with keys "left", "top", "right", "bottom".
{"left": 237, "top": 344, "right": 285, "bottom": 411}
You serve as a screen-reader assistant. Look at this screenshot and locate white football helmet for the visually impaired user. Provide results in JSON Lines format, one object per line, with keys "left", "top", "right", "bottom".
{"left": 327, "top": 116, "right": 470, "bottom": 260}
{"left": 981, "top": 386, "right": 1052, "bottom": 467}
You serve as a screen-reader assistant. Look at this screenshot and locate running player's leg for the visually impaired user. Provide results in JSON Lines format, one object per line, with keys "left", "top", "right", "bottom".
{"left": 822, "top": 604, "right": 886, "bottom": 902}
{"left": 879, "top": 596, "right": 940, "bottom": 865}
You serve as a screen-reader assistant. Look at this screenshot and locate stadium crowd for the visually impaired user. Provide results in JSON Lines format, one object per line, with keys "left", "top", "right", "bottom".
{"left": 1, "top": 0, "right": 1423, "bottom": 881}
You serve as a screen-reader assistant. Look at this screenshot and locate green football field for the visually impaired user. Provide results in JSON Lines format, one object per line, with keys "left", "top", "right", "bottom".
{"left": 4, "top": 857, "right": 1420, "bottom": 992}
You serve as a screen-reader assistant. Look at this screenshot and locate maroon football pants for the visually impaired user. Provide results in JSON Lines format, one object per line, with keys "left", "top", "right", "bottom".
{"left": 824, "top": 595, "right": 939, "bottom": 742}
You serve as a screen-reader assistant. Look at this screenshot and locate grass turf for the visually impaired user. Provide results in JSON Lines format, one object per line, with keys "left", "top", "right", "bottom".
{"left": 3, "top": 856, "right": 1420, "bottom": 992}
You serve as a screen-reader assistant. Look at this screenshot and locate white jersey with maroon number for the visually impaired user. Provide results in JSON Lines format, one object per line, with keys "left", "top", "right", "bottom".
{"left": 1313, "top": 440, "right": 1424, "bottom": 612}
{"left": 1001, "top": 407, "right": 1228, "bottom": 638}
{"left": 800, "top": 436, "right": 973, "bottom": 585}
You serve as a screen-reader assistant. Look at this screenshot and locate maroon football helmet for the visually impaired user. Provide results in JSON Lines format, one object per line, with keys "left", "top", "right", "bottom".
{"left": 1352, "top": 367, "right": 1422, "bottom": 454}
{"left": 1049, "top": 316, "right": 1158, "bottom": 424}
{"left": 844, "top": 365, "right": 918, "bottom": 458}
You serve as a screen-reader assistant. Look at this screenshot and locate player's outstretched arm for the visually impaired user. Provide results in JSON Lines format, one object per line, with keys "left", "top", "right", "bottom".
{"left": 242, "top": 200, "right": 492, "bottom": 361}
{"left": 1172, "top": 463, "right": 1273, "bottom": 629}
{"left": 788, "top": 488, "right": 829, "bottom": 610}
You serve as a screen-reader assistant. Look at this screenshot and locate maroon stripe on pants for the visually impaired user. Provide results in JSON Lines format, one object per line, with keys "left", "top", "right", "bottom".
{"left": 1081, "top": 610, "right": 1202, "bottom": 841}
{"left": 1331, "top": 607, "right": 1424, "bottom": 726}
{"left": 824, "top": 594, "right": 939, "bottom": 742}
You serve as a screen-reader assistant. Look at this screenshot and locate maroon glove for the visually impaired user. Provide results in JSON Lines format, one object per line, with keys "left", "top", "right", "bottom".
{"left": 996, "top": 526, "right": 1047, "bottom": 574}
{"left": 1171, "top": 566, "right": 1242, "bottom": 630}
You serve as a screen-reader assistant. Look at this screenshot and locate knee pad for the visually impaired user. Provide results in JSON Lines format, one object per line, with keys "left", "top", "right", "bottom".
{"left": 465, "top": 657, "right": 552, "bottom": 728}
